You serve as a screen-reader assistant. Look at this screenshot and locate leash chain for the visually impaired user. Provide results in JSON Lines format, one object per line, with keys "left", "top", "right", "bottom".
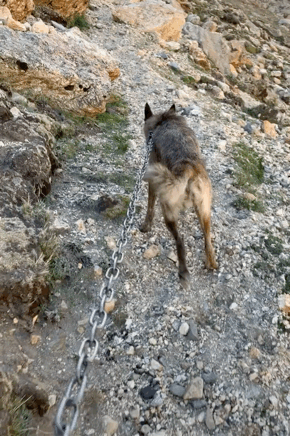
{"left": 54, "top": 132, "right": 153, "bottom": 436}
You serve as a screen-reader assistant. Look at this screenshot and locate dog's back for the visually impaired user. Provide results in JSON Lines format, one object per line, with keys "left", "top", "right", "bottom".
{"left": 144, "top": 106, "right": 203, "bottom": 177}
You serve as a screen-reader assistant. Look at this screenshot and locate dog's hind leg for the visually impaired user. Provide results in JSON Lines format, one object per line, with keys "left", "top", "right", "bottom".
{"left": 161, "top": 203, "right": 190, "bottom": 288}
{"left": 192, "top": 176, "right": 218, "bottom": 270}
{"left": 140, "top": 183, "right": 156, "bottom": 232}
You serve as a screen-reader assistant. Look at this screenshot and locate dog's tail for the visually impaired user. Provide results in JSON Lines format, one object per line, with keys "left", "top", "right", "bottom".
{"left": 144, "top": 163, "right": 194, "bottom": 210}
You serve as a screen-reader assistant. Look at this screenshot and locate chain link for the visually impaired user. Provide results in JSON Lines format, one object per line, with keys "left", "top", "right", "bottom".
{"left": 54, "top": 132, "right": 153, "bottom": 436}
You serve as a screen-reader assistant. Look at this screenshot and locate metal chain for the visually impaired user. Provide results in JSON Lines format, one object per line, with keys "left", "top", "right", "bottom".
{"left": 54, "top": 132, "right": 153, "bottom": 436}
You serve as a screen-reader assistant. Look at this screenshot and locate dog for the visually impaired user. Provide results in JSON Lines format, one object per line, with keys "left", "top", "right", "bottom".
{"left": 140, "top": 103, "right": 218, "bottom": 288}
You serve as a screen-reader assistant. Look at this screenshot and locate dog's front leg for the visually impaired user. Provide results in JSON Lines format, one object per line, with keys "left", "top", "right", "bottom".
{"left": 140, "top": 183, "right": 156, "bottom": 233}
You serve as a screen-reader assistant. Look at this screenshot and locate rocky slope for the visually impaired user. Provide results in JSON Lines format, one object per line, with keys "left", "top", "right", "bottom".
{"left": 0, "top": 0, "right": 290, "bottom": 435}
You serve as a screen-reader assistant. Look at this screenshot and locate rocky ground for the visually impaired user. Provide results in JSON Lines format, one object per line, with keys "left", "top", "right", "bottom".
{"left": 1, "top": 0, "right": 290, "bottom": 435}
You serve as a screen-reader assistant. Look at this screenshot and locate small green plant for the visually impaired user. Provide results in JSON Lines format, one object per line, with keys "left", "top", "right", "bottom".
{"left": 56, "top": 139, "right": 81, "bottom": 160}
{"left": 233, "top": 142, "right": 264, "bottom": 189}
{"left": 9, "top": 396, "right": 32, "bottom": 436}
{"left": 234, "top": 196, "right": 264, "bottom": 213}
{"left": 105, "top": 195, "right": 130, "bottom": 219}
{"left": 68, "top": 14, "right": 89, "bottom": 30}
{"left": 264, "top": 233, "right": 283, "bottom": 256}
{"left": 182, "top": 75, "right": 197, "bottom": 87}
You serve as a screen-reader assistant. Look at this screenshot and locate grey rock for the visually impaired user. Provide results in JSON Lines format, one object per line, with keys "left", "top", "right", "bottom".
{"left": 186, "top": 320, "right": 199, "bottom": 341}
{"left": 183, "top": 377, "right": 204, "bottom": 400}
{"left": 157, "top": 52, "right": 168, "bottom": 59}
{"left": 205, "top": 408, "right": 216, "bottom": 430}
{"left": 244, "top": 123, "right": 253, "bottom": 134}
{"left": 169, "top": 383, "right": 186, "bottom": 397}
{"left": 141, "top": 424, "right": 151, "bottom": 435}
{"left": 202, "top": 372, "right": 218, "bottom": 385}
{"left": 182, "top": 22, "right": 230, "bottom": 75}
{"left": 191, "top": 399, "right": 207, "bottom": 409}
{"left": 186, "top": 14, "right": 201, "bottom": 25}
{"left": 169, "top": 62, "right": 180, "bottom": 71}
{"left": 0, "top": 26, "right": 119, "bottom": 115}
{"left": 51, "top": 20, "right": 67, "bottom": 32}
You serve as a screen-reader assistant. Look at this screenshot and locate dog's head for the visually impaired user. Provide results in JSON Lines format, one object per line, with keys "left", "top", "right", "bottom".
{"left": 144, "top": 103, "right": 176, "bottom": 138}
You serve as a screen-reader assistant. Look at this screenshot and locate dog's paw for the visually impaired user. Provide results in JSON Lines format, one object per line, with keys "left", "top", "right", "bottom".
{"left": 139, "top": 222, "right": 151, "bottom": 233}
{"left": 205, "top": 257, "right": 218, "bottom": 270}
{"left": 179, "top": 270, "right": 190, "bottom": 290}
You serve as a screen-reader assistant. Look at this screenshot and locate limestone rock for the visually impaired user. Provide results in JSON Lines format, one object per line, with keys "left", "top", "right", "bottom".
{"left": 278, "top": 294, "right": 290, "bottom": 314}
{"left": 0, "top": 90, "right": 59, "bottom": 312}
{"left": 183, "top": 377, "right": 204, "bottom": 400}
{"left": 143, "top": 244, "right": 161, "bottom": 259}
{"left": 0, "top": 27, "right": 120, "bottom": 115}
{"left": 262, "top": 120, "right": 277, "bottom": 138}
{"left": 0, "top": 0, "right": 34, "bottom": 22}
{"left": 113, "top": 0, "right": 186, "bottom": 42}
{"left": 182, "top": 22, "right": 230, "bottom": 75}
{"left": 103, "top": 415, "right": 118, "bottom": 436}
{"left": 31, "top": 19, "right": 50, "bottom": 33}
{"left": 34, "top": 0, "right": 88, "bottom": 21}
{"left": 6, "top": 15, "right": 26, "bottom": 31}
{"left": 188, "top": 41, "right": 211, "bottom": 70}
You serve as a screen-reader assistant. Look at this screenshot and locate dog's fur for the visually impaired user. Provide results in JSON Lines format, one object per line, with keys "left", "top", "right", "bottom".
{"left": 141, "top": 103, "right": 217, "bottom": 287}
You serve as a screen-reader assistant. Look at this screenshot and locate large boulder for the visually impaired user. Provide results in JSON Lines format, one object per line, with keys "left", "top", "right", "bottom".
{"left": 112, "top": 0, "right": 186, "bottom": 42}
{"left": 0, "top": 26, "right": 120, "bottom": 115}
{"left": 0, "top": 0, "right": 34, "bottom": 22}
{"left": 34, "top": 0, "right": 88, "bottom": 21}
{"left": 0, "top": 89, "right": 58, "bottom": 313}
{"left": 182, "top": 22, "right": 231, "bottom": 75}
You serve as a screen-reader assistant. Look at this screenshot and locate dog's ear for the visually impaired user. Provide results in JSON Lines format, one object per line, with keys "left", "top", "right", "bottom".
{"left": 145, "top": 103, "right": 153, "bottom": 120}
{"left": 169, "top": 104, "right": 176, "bottom": 113}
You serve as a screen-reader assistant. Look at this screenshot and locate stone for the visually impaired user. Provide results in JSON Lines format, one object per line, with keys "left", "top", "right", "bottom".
{"left": 104, "top": 299, "right": 116, "bottom": 314}
{"left": 103, "top": 415, "right": 118, "bottom": 436}
{"left": 31, "top": 334, "right": 41, "bottom": 344}
{"left": 143, "top": 244, "right": 161, "bottom": 259}
{"left": 139, "top": 385, "right": 157, "bottom": 400}
{"left": 0, "top": 0, "right": 34, "bottom": 22}
{"left": 186, "top": 320, "right": 199, "bottom": 341}
{"left": 169, "top": 383, "right": 185, "bottom": 397}
{"left": 34, "top": 0, "right": 89, "bottom": 21}
{"left": 0, "top": 27, "right": 119, "bottom": 115}
{"left": 0, "top": 5, "right": 11, "bottom": 21}
{"left": 141, "top": 424, "right": 151, "bottom": 434}
{"left": 249, "top": 346, "right": 261, "bottom": 359}
{"left": 186, "top": 14, "right": 200, "bottom": 25}
{"left": 262, "top": 120, "right": 277, "bottom": 138}
{"left": 151, "top": 359, "right": 163, "bottom": 371}
{"left": 6, "top": 16, "right": 26, "bottom": 30}
{"left": 278, "top": 294, "right": 290, "bottom": 314}
{"left": 113, "top": 0, "right": 186, "bottom": 42}
{"left": 183, "top": 377, "right": 203, "bottom": 400}
{"left": 130, "top": 405, "right": 140, "bottom": 419}
{"left": 203, "top": 20, "right": 217, "bottom": 32}
{"left": 188, "top": 41, "right": 211, "bottom": 70}
{"left": 202, "top": 372, "right": 217, "bottom": 385}
{"left": 206, "top": 408, "right": 216, "bottom": 430}
{"left": 51, "top": 218, "right": 71, "bottom": 235}
{"left": 243, "top": 192, "right": 257, "bottom": 201}
{"left": 179, "top": 322, "right": 189, "bottom": 335}
{"left": 278, "top": 19, "right": 290, "bottom": 28}
{"left": 31, "top": 19, "right": 50, "bottom": 33}
{"left": 182, "top": 22, "right": 230, "bottom": 75}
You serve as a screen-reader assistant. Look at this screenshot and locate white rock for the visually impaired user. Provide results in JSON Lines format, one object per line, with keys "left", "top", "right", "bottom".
{"left": 179, "top": 322, "right": 189, "bottom": 335}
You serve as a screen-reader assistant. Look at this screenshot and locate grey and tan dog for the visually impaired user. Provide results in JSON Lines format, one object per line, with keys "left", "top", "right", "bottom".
{"left": 140, "top": 103, "right": 218, "bottom": 288}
